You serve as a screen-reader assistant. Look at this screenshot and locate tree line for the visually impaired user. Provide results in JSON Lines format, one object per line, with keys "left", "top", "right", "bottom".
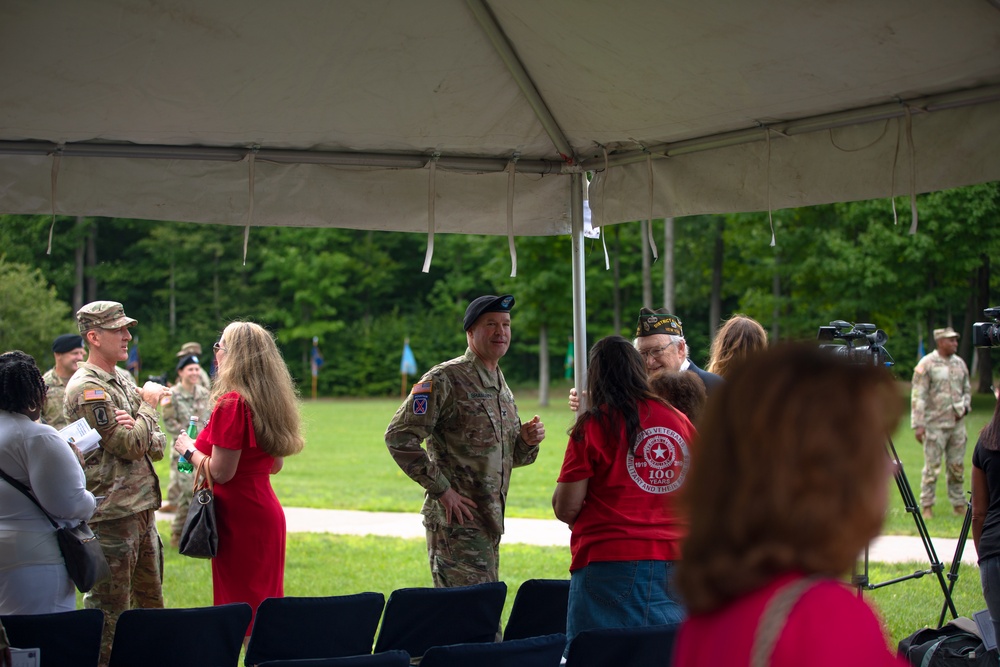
{"left": 1, "top": 181, "right": 997, "bottom": 400}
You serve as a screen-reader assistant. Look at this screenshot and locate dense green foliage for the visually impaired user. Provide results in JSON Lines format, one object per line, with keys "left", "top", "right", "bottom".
{"left": 1, "top": 182, "right": 998, "bottom": 395}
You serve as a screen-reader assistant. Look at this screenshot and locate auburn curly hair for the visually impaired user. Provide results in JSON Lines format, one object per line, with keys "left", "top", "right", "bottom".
{"left": 706, "top": 314, "right": 768, "bottom": 379}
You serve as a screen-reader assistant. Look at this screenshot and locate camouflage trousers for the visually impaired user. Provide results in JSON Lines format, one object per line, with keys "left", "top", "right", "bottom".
{"left": 426, "top": 524, "right": 500, "bottom": 589}
{"left": 170, "top": 466, "right": 195, "bottom": 545}
{"left": 84, "top": 509, "right": 164, "bottom": 667}
{"left": 920, "top": 423, "right": 968, "bottom": 509}
{"left": 166, "top": 448, "right": 184, "bottom": 507}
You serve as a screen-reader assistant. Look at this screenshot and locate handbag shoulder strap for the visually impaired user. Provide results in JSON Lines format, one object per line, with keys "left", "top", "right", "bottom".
{"left": 750, "top": 576, "right": 823, "bottom": 667}
{"left": 0, "top": 465, "right": 59, "bottom": 529}
{"left": 193, "top": 455, "right": 214, "bottom": 491}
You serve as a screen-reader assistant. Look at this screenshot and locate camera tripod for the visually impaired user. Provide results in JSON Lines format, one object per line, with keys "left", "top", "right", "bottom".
{"left": 852, "top": 436, "right": 965, "bottom": 626}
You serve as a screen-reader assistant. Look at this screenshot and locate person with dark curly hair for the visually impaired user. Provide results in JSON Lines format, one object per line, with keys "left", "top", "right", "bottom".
{"left": 554, "top": 335, "right": 696, "bottom": 651}
{"left": 648, "top": 369, "right": 707, "bottom": 424}
{"left": 0, "top": 350, "right": 96, "bottom": 614}
{"left": 673, "top": 344, "right": 904, "bottom": 666}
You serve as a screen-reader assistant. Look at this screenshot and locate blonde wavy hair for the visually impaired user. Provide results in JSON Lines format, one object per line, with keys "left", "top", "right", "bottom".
{"left": 706, "top": 314, "right": 768, "bottom": 378}
{"left": 677, "top": 343, "right": 900, "bottom": 614}
{"left": 212, "top": 321, "right": 305, "bottom": 458}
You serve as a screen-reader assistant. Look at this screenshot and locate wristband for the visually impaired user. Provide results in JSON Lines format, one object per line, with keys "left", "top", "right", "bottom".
{"left": 183, "top": 449, "right": 196, "bottom": 462}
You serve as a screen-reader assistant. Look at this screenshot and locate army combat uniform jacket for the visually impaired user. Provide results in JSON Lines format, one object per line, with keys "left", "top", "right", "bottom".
{"left": 65, "top": 362, "right": 165, "bottom": 523}
{"left": 385, "top": 348, "right": 539, "bottom": 536}
{"left": 41, "top": 368, "right": 71, "bottom": 431}
{"left": 911, "top": 350, "right": 971, "bottom": 430}
{"left": 161, "top": 383, "right": 212, "bottom": 440}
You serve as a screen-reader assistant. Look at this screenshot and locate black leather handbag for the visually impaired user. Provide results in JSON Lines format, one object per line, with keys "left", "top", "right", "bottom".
{"left": 0, "top": 466, "right": 110, "bottom": 593}
{"left": 178, "top": 456, "right": 219, "bottom": 559}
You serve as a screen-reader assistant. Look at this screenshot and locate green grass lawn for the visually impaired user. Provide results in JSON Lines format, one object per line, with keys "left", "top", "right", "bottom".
{"left": 149, "top": 383, "right": 997, "bottom": 648}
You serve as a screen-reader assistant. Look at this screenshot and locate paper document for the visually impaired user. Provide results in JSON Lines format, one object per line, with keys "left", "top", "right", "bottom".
{"left": 59, "top": 418, "right": 102, "bottom": 454}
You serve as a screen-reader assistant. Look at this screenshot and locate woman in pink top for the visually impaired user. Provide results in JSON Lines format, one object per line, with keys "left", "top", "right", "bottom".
{"left": 674, "top": 344, "right": 906, "bottom": 667}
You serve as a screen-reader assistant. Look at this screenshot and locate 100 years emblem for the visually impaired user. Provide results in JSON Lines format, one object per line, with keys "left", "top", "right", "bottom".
{"left": 626, "top": 426, "right": 689, "bottom": 494}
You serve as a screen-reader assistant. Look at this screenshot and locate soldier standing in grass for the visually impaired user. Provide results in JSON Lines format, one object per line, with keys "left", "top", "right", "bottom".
{"left": 385, "top": 294, "right": 545, "bottom": 587}
{"left": 161, "top": 353, "right": 211, "bottom": 544}
{"left": 65, "top": 301, "right": 168, "bottom": 667}
{"left": 912, "top": 326, "right": 972, "bottom": 519}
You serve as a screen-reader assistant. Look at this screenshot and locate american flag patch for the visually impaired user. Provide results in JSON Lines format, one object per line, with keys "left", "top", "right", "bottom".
{"left": 411, "top": 381, "right": 432, "bottom": 395}
{"left": 83, "top": 389, "right": 106, "bottom": 401}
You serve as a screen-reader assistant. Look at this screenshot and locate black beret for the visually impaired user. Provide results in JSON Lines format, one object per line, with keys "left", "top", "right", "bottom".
{"left": 463, "top": 294, "right": 515, "bottom": 331}
{"left": 176, "top": 354, "right": 200, "bottom": 372}
{"left": 52, "top": 334, "right": 85, "bottom": 353}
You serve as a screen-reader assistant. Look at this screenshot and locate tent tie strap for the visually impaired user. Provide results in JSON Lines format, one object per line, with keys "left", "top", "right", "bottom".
{"left": 506, "top": 155, "right": 518, "bottom": 277}
{"left": 600, "top": 146, "right": 609, "bottom": 271}
{"left": 243, "top": 145, "right": 259, "bottom": 266}
{"left": 422, "top": 154, "right": 439, "bottom": 274}
{"left": 645, "top": 153, "right": 659, "bottom": 261}
{"left": 764, "top": 127, "right": 776, "bottom": 248}
{"left": 47, "top": 145, "right": 64, "bottom": 255}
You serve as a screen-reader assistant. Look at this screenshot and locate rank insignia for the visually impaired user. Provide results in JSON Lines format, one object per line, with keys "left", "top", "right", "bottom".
{"left": 413, "top": 395, "right": 428, "bottom": 415}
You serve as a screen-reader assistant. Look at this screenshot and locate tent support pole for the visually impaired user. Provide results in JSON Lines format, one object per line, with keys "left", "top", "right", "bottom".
{"left": 570, "top": 172, "right": 588, "bottom": 411}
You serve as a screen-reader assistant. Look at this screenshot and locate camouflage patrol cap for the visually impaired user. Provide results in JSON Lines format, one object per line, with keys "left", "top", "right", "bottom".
{"left": 636, "top": 307, "right": 683, "bottom": 338}
{"left": 933, "top": 327, "right": 959, "bottom": 341}
{"left": 76, "top": 301, "right": 137, "bottom": 333}
{"left": 176, "top": 341, "right": 203, "bottom": 357}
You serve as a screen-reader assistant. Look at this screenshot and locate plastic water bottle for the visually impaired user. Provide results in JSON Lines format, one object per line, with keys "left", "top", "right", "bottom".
{"left": 177, "top": 416, "right": 198, "bottom": 474}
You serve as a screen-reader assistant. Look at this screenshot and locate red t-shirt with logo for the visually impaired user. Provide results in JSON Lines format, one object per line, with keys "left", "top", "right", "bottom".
{"left": 557, "top": 399, "right": 695, "bottom": 571}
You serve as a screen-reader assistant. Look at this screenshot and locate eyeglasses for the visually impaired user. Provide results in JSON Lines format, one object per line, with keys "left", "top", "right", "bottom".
{"left": 213, "top": 341, "right": 226, "bottom": 353}
{"left": 638, "top": 342, "right": 674, "bottom": 360}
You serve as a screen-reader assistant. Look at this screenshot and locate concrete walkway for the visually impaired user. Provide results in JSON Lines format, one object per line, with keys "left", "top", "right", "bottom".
{"left": 159, "top": 507, "right": 979, "bottom": 566}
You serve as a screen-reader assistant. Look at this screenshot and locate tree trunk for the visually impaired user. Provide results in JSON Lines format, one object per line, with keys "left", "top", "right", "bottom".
{"left": 960, "top": 269, "right": 976, "bottom": 364}
{"left": 641, "top": 220, "right": 652, "bottom": 308}
{"left": 976, "top": 254, "right": 993, "bottom": 393}
{"left": 771, "top": 253, "right": 780, "bottom": 341}
{"left": 709, "top": 218, "right": 724, "bottom": 340}
{"left": 663, "top": 217, "right": 675, "bottom": 313}
{"left": 73, "top": 217, "right": 85, "bottom": 311}
{"left": 612, "top": 226, "right": 622, "bottom": 334}
{"left": 538, "top": 323, "right": 549, "bottom": 407}
{"left": 169, "top": 259, "right": 177, "bottom": 338}
{"left": 85, "top": 221, "right": 98, "bottom": 301}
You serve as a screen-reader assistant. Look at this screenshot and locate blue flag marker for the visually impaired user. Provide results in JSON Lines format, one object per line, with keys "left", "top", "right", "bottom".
{"left": 311, "top": 337, "right": 324, "bottom": 379}
{"left": 126, "top": 337, "right": 141, "bottom": 379}
{"left": 401, "top": 341, "right": 417, "bottom": 375}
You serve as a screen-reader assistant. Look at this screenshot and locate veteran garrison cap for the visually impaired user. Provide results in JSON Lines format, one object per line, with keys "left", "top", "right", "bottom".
{"left": 176, "top": 341, "right": 203, "bottom": 357}
{"left": 635, "top": 307, "right": 683, "bottom": 338}
{"left": 933, "top": 327, "right": 959, "bottom": 341}
{"left": 52, "top": 333, "right": 85, "bottom": 353}
{"left": 76, "top": 301, "right": 137, "bottom": 333}
{"left": 464, "top": 294, "right": 515, "bottom": 331}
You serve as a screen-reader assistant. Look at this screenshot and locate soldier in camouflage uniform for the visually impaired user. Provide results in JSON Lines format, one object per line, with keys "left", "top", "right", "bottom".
{"left": 65, "top": 301, "right": 168, "bottom": 667}
{"left": 911, "top": 327, "right": 972, "bottom": 519}
{"left": 385, "top": 295, "right": 545, "bottom": 588}
{"left": 40, "top": 333, "right": 86, "bottom": 431}
{"left": 161, "top": 353, "right": 211, "bottom": 545}
{"left": 175, "top": 341, "right": 212, "bottom": 390}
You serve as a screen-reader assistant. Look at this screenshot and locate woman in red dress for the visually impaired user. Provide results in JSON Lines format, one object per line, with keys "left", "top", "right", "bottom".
{"left": 173, "top": 321, "right": 304, "bottom": 633}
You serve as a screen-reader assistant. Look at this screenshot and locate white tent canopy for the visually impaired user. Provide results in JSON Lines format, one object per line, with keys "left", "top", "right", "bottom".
{"left": 2, "top": 0, "right": 999, "bottom": 393}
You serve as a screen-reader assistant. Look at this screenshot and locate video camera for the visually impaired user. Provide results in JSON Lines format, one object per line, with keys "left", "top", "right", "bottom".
{"left": 817, "top": 320, "right": 894, "bottom": 367}
{"left": 147, "top": 372, "right": 169, "bottom": 386}
{"left": 973, "top": 307, "right": 1000, "bottom": 347}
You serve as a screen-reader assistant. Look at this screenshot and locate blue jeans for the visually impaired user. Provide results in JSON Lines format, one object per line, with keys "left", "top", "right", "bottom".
{"left": 980, "top": 555, "right": 1000, "bottom": 646}
{"left": 566, "top": 560, "right": 685, "bottom": 648}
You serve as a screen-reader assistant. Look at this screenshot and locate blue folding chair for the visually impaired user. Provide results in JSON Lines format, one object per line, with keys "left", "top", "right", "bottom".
{"left": 1, "top": 608, "right": 104, "bottom": 667}
{"left": 503, "top": 579, "right": 570, "bottom": 641}
{"left": 421, "top": 633, "right": 566, "bottom": 667}
{"left": 373, "top": 581, "right": 507, "bottom": 659}
{"left": 565, "top": 623, "right": 679, "bottom": 667}
{"left": 245, "top": 593, "right": 386, "bottom": 664}
{"left": 109, "top": 603, "right": 251, "bottom": 667}
{"left": 257, "top": 651, "right": 410, "bottom": 667}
